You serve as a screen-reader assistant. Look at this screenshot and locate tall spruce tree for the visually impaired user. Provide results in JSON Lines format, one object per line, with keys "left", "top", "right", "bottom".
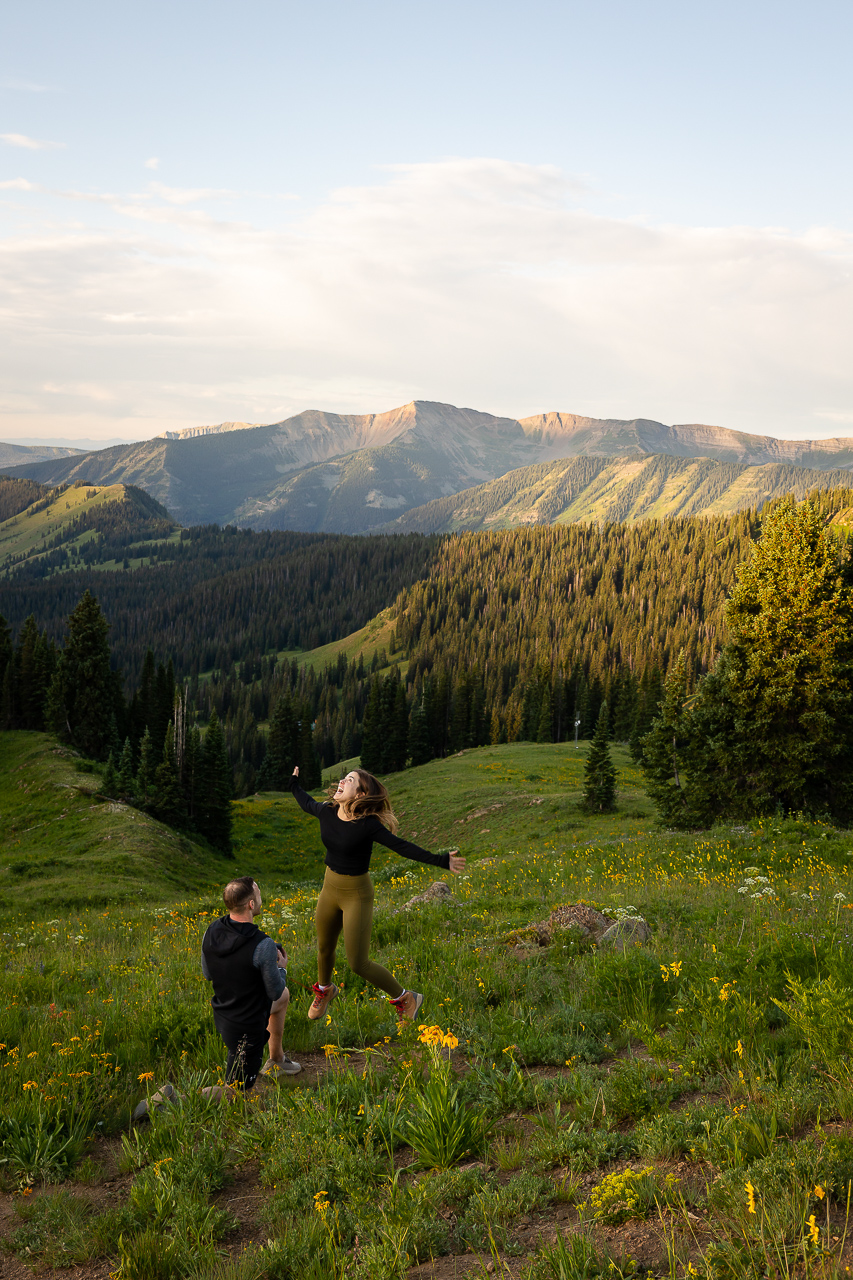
{"left": 408, "top": 696, "right": 433, "bottom": 766}
{"left": 296, "top": 700, "right": 321, "bottom": 788}
{"left": 198, "top": 710, "right": 233, "bottom": 854}
{"left": 360, "top": 677, "right": 382, "bottom": 773}
{"left": 118, "top": 737, "right": 134, "bottom": 797}
{"left": 641, "top": 652, "right": 700, "bottom": 826}
{"left": 582, "top": 702, "right": 617, "bottom": 812}
{"left": 151, "top": 724, "right": 187, "bottom": 828}
{"left": 46, "top": 590, "right": 120, "bottom": 760}
{"left": 259, "top": 691, "right": 298, "bottom": 789}
{"left": 687, "top": 500, "right": 852, "bottom": 822}
{"left": 136, "top": 727, "right": 156, "bottom": 804}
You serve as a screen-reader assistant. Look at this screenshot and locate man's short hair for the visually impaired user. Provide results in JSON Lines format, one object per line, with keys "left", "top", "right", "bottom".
{"left": 223, "top": 876, "right": 257, "bottom": 912}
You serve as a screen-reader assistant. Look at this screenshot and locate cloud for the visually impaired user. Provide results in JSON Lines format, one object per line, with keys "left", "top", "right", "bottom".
{"left": 0, "top": 178, "right": 37, "bottom": 190}
{"left": 144, "top": 157, "right": 160, "bottom": 170}
{"left": 1, "top": 132, "right": 63, "bottom": 150}
{"left": 1, "top": 158, "right": 852, "bottom": 440}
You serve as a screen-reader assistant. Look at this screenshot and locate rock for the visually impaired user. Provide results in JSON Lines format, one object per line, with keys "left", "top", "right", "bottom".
{"left": 598, "top": 918, "right": 652, "bottom": 951}
{"left": 398, "top": 880, "right": 452, "bottom": 912}
{"left": 508, "top": 903, "right": 652, "bottom": 952}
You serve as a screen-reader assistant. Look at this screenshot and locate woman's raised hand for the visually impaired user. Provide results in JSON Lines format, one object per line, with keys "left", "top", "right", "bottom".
{"left": 292, "top": 766, "right": 299, "bottom": 777}
{"left": 448, "top": 851, "right": 466, "bottom": 874}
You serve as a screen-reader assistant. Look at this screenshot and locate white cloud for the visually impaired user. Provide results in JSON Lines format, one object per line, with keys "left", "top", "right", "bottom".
{"left": 0, "top": 178, "right": 37, "bottom": 190}
{"left": 1, "top": 132, "right": 63, "bottom": 150}
{"left": 144, "top": 157, "right": 160, "bottom": 170}
{"left": 1, "top": 158, "right": 852, "bottom": 440}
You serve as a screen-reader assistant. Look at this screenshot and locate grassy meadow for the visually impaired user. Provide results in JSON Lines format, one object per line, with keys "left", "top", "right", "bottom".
{"left": 3, "top": 733, "right": 853, "bottom": 1278}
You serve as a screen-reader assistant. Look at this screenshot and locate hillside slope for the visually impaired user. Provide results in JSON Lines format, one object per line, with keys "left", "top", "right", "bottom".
{"left": 0, "top": 733, "right": 227, "bottom": 917}
{"left": 380, "top": 454, "right": 853, "bottom": 532}
{"left": 0, "top": 481, "right": 175, "bottom": 578}
{"left": 0, "top": 441, "right": 82, "bottom": 468}
{"left": 10, "top": 400, "right": 853, "bottom": 533}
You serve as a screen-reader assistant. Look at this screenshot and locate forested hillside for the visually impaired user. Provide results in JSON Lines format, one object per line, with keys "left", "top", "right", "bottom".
{"left": 0, "top": 478, "right": 175, "bottom": 577}
{"left": 0, "top": 526, "right": 443, "bottom": 683}
{"left": 4, "top": 486, "right": 851, "bottom": 798}
{"left": 381, "top": 453, "right": 853, "bottom": 532}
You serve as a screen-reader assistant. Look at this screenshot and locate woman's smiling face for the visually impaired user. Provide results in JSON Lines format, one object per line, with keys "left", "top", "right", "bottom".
{"left": 334, "top": 771, "right": 363, "bottom": 803}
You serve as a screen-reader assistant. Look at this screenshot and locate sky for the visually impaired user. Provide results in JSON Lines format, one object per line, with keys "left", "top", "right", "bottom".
{"left": 2, "top": 0, "right": 853, "bottom": 445}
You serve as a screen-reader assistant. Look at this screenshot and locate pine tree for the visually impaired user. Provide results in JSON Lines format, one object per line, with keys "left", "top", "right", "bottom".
{"left": 386, "top": 679, "right": 409, "bottom": 772}
{"left": 296, "top": 701, "right": 321, "bottom": 789}
{"left": 641, "top": 652, "right": 700, "bottom": 826}
{"left": 102, "top": 751, "right": 119, "bottom": 798}
{"left": 536, "top": 684, "right": 553, "bottom": 742}
{"left": 582, "top": 702, "right": 617, "bottom": 812}
{"left": 263, "top": 691, "right": 298, "bottom": 789}
{"left": 198, "top": 710, "right": 233, "bottom": 854}
{"left": 671, "top": 498, "right": 853, "bottom": 823}
{"left": 183, "top": 725, "right": 201, "bottom": 815}
{"left": 118, "top": 737, "right": 134, "bottom": 797}
{"left": 360, "top": 677, "right": 382, "bottom": 773}
{"left": 151, "top": 724, "right": 188, "bottom": 828}
{"left": 408, "top": 696, "right": 433, "bottom": 766}
{"left": 136, "top": 727, "right": 155, "bottom": 804}
{"left": 46, "top": 590, "right": 119, "bottom": 760}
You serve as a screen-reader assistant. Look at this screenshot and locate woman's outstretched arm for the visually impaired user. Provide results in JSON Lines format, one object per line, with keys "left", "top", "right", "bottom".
{"left": 288, "top": 766, "right": 326, "bottom": 819}
{"left": 369, "top": 820, "right": 466, "bottom": 874}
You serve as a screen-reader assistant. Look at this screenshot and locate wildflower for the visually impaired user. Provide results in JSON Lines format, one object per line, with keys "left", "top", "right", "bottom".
{"left": 808, "top": 1214, "right": 820, "bottom": 1247}
{"left": 814, "top": 1184, "right": 825, "bottom": 1199}
{"left": 138, "top": 1071, "right": 154, "bottom": 1082}
{"left": 22, "top": 1080, "right": 38, "bottom": 1091}
{"left": 746, "top": 1180, "right": 756, "bottom": 1214}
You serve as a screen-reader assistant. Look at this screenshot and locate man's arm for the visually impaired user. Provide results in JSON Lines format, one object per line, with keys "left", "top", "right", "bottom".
{"left": 253, "top": 937, "right": 287, "bottom": 1002}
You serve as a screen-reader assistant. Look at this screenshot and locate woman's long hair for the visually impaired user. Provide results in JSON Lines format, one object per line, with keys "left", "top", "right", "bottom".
{"left": 327, "top": 768, "right": 399, "bottom": 832}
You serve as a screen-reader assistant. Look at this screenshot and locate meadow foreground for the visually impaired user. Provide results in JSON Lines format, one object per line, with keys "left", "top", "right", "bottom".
{"left": 2, "top": 739, "right": 853, "bottom": 1279}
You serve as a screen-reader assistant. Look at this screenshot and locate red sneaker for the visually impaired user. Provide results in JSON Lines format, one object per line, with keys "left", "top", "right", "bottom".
{"left": 307, "top": 982, "right": 338, "bottom": 1021}
{"left": 389, "top": 990, "right": 424, "bottom": 1021}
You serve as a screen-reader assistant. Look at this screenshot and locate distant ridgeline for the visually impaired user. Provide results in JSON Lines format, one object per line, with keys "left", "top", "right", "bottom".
{"left": 1, "top": 472, "right": 852, "bottom": 798}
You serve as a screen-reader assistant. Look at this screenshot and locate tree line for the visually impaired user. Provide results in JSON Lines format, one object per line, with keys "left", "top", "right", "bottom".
{"left": 4, "top": 486, "right": 852, "bottom": 823}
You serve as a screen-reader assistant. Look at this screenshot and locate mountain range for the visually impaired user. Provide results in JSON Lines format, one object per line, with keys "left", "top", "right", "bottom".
{"left": 6, "top": 400, "right": 853, "bottom": 533}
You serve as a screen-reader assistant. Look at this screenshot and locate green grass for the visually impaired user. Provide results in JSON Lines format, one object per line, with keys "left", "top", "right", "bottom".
{"left": 277, "top": 606, "right": 399, "bottom": 672}
{"left": 4, "top": 733, "right": 853, "bottom": 1278}
{"left": 0, "top": 733, "right": 231, "bottom": 918}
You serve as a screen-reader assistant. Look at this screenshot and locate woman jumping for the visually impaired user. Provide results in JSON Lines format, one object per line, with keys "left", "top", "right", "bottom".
{"left": 289, "top": 766, "right": 466, "bottom": 1021}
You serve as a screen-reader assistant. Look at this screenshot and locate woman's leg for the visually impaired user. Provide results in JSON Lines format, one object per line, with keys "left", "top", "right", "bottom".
{"left": 340, "top": 875, "right": 404, "bottom": 998}
{"left": 315, "top": 872, "right": 344, "bottom": 986}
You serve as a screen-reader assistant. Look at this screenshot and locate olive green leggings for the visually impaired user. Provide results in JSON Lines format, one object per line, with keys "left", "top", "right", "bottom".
{"left": 315, "top": 868, "right": 404, "bottom": 998}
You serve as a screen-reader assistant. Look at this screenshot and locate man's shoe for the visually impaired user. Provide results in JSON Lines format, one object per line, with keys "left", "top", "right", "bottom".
{"left": 390, "top": 990, "right": 424, "bottom": 1021}
{"left": 307, "top": 982, "right": 338, "bottom": 1021}
{"left": 261, "top": 1054, "right": 303, "bottom": 1078}
{"left": 132, "top": 1081, "right": 182, "bottom": 1122}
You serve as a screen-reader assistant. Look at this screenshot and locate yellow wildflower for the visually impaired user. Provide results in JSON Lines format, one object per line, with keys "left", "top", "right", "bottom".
{"left": 138, "top": 1071, "right": 155, "bottom": 1082}
{"left": 808, "top": 1214, "right": 820, "bottom": 1247}
{"left": 746, "top": 1180, "right": 756, "bottom": 1214}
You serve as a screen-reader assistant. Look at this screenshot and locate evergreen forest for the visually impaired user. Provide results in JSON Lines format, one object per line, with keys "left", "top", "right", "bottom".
{"left": 2, "top": 478, "right": 852, "bottom": 810}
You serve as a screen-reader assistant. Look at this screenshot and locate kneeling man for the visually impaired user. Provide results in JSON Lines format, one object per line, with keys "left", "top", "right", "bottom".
{"left": 202, "top": 875, "right": 301, "bottom": 1087}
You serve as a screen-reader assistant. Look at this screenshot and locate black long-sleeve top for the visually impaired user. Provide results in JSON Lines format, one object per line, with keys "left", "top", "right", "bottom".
{"left": 288, "top": 777, "right": 450, "bottom": 877}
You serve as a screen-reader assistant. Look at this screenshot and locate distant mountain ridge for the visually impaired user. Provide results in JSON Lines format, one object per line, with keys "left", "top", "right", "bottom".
{"left": 0, "top": 441, "right": 83, "bottom": 468}
{"left": 377, "top": 454, "right": 853, "bottom": 533}
{"left": 7, "top": 400, "right": 853, "bottom": 533}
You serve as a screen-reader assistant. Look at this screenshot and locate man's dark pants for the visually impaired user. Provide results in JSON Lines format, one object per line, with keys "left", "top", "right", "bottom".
{"left": 213, "top": 1011, "right": 270, "bottom": 1090}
